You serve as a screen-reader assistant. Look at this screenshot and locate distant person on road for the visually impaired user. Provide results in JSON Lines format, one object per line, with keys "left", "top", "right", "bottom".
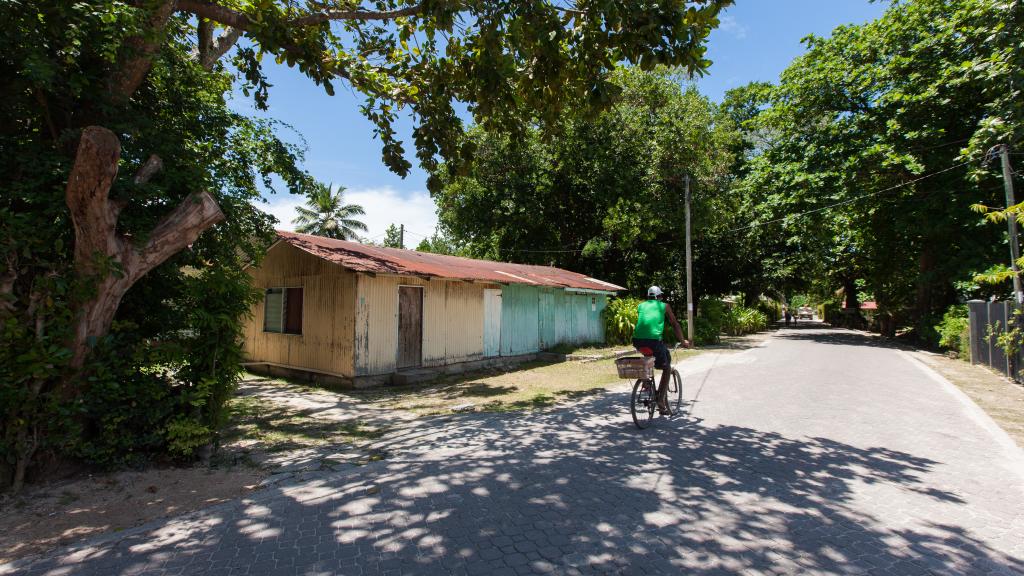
{"left": 784, "top": 308, "right": 792, "bottom": 326}
{"left": 632, "top": 286, "right": 689, "bottom": 414}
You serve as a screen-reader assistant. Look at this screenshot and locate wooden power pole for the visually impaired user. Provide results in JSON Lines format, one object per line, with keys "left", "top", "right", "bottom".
{"left": 684, "top": 174, "right": 695, "bottom": 343}
{"left": 999, "top": 144, "right": 1023, "bottom": 304}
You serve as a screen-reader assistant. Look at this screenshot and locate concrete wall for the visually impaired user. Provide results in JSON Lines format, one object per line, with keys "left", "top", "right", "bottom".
{"left": 242, "top": 242, "right": 357, "bottom": 377}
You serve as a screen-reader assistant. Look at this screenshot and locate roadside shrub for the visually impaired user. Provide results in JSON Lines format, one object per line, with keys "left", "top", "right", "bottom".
{"left": 604, "top": 297, "right": 642, "bottom": 345}
{"left": 165, "top": 416, "right": 214, "bottom": 459}
{"left": 722, "top": 304, "right": 768, "bottom": 336}
{"left": 696, "top": 298, "right": 727, "bottom": 345}
{"left": 757, "top": 299, "right": 782, "bottom": 323}
{"left": 935, "top": 305, "right": 970, "bottom": 360}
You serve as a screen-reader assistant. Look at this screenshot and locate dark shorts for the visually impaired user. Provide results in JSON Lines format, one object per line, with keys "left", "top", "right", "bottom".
{"left": 632, "top": 338, "right": 671, "bottom": 370}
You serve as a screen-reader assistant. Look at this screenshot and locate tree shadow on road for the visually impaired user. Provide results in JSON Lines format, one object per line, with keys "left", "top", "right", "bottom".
{"left": 775, "top": 326, "right": 910, "bottom": 350}
{"left": 13, "top": 390, "right": 1023, "bottom": 576}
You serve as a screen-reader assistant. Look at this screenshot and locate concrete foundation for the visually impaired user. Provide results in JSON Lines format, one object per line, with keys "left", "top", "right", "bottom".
{"left": 243, "top": 351, "right": 567, "bottom": 390}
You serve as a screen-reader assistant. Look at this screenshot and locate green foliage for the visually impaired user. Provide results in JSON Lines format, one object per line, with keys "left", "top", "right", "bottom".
{"left": 935, "top": 305, "right": 971, "bottom": 359}
{"left": 603, "top": 297, "right": 643, "bottom": 345}
{"left": 415, "top": 230, "right": 464, "bottom": 256}
{"left": 383, "top": 224, "right": 403, "bottom": 249}
{"left": 293, "top": 183, "right": 367, "bottom": 240}
{"left": 726, "top": 0, "right": 1021, "bottom": 334}
{"left": 789, "top": 294, "right": 809, "bottom": 308}
{"left": 694, "top": 299, "right": 768, "bottom": 343}
{"left": 723, "top": 305, "right": 769, "bottom": 336}
{"left": 0, "top": 2, "right": 295, "bottom": 487}
{"left": 986, "top": 309, "right": 1024, "bottom": 377}
{"left": 202, "top": 0, "right": 733, "bottom": 181}
{"left": 165, "top": 417, "right": 213, "bottom": 459}
{"left": 433, "top": 67, "right": 738, "bottom": 296}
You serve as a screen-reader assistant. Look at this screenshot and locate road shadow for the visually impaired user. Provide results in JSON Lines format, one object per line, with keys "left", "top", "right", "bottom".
{"left": 13, "top": 387, "right": 1023, "bottom": 576}
{"left": 774, "top": 325, "right": 909, "bottom": 350}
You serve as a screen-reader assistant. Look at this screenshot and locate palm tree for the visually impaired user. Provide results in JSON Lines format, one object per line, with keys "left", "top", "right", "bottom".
{"left": 292, "top": 182, "right": 368, "bottom": 240}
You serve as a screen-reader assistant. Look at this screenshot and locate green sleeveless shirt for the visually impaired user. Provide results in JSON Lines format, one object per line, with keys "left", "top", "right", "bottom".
{"left": 633, "top": 300, "right": 666, "bottom": 340}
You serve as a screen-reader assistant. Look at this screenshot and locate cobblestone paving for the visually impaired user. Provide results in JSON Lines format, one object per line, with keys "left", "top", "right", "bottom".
{"left": 5, "top": 326, "right": 1024, "bottom": 575}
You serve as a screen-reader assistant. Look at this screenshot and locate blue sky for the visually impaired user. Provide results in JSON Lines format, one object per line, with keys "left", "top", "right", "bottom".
{"left": 251, "top": 1, "right": 890, "bottom": 243}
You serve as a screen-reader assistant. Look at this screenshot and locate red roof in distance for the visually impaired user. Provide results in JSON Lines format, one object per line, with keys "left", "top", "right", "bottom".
{"left": 274, "top": 231, "right": 624, "bottom": 292}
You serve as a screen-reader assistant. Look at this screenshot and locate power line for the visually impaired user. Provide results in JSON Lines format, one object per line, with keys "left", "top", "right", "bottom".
{"left": 722, "top": 161, "right": 972, "bottom": 235}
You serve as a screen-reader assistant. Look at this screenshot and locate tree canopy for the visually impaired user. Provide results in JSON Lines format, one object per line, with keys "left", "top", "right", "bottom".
{"left": 432, "top": 67, "right": 738, "bottom": 300}
{"left": 726, "top": 0, "right": 1021, "bottom": 335}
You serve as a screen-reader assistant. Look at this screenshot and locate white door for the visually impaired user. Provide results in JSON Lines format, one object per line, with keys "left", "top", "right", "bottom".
{"left": 483, "top": 289, "right": 502, "bottom": 357}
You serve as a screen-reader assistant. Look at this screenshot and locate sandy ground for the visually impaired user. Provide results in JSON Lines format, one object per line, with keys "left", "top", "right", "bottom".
{"left": 0, "top": 466, "right": 265, "bottom": 565}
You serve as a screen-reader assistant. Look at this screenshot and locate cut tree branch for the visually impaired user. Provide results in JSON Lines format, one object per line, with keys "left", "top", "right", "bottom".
{"left": 65, "top": 126, "right": 224, "bottom": 368}
{"left": 129, "top": 192, "right": 223, "bottom": 283}
{"left": 206, "top": 27, "right": 242, "bottom": 68}
{"left": 133, "top": 154, "right": 164, "bottom": 184}
{"left": 109, "top": 0, "right": 178, "bottom": 104}
{"left": 198, "top": 17, "right": 214, "bottom": 66}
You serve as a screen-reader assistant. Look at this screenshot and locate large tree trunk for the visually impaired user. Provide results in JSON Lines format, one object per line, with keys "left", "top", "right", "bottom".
{"left": 915, "top": 245, "right": 936, "bottom": 321}
{"left": 66, "top": 126, "right": 224, "bottom": 369}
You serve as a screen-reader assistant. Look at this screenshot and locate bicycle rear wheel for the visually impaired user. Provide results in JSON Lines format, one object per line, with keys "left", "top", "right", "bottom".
{"left": 668, "top": 369, "right": 683, "bottom": 414}
{"left": 631, "top": 378, "right": 656, "bottom": 429}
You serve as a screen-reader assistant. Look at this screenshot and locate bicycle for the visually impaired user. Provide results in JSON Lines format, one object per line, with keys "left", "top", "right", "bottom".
{"left": 615, "top": 346, "right": 682, "bottom": 429}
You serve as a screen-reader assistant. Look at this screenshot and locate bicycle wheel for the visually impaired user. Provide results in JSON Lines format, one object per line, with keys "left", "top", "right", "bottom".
{"left": 631, "top": 378, "right": 656, "bottom": 429}
{"left": 668, "top": 369, "right": 683, "bottom": 414}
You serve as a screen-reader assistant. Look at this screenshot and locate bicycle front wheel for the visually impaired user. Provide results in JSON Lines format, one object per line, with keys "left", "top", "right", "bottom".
{"left": 668, "top": 369, "right": 683, "bottom": 414}
{"left": 631, "top": 378, "right": 656, "bottom": 429}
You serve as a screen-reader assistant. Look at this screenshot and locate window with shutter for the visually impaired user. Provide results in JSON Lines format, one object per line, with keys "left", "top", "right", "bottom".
{"left": 264, "top": 288, "right": 284, "bottom": 333}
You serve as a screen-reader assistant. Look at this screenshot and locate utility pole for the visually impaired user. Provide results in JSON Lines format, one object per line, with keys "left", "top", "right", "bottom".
{"left": 684, "top": 174, "right": 695, "bottom": 343}
{"left": 399, "top": 223, "right": 404, "bottom": 250}
{"left": 999, "top": 144, "right": 1023, "bottom": 304}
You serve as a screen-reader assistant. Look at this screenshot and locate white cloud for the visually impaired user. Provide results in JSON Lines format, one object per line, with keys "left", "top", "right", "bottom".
{"left": 257, "top": 186, "right": 440, "bottom": 245}
{"left": 719, "top": 15, "right": 748, "bottom": 40}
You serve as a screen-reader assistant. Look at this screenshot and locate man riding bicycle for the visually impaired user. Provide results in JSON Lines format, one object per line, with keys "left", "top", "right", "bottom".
{"left": 632, "top": 286, "right": 689, "bottom": 414}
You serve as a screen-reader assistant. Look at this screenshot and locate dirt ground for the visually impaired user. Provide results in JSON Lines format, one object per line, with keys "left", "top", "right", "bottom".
{"left": 0, "top": 466, "right": 265, "bottom": 565}
{"left": 911, "top": 351, "right": 1024, "bottom": 448}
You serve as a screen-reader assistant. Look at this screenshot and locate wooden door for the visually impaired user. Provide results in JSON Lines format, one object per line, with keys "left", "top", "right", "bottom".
{"left": 483, "top": 288, "right": 502, "bottom": 357}
{"left": 397, "top": 286, "right": 423, "bottom": 369}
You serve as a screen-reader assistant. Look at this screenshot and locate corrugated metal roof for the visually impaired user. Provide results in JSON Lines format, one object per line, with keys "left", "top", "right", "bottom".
{"left": 275, "top": 231, "right": 624, "bottom": 292}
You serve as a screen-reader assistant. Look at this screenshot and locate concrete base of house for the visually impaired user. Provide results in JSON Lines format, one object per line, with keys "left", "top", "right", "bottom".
{"left": 242, "top": 351, "right": 567, "bottom": 390}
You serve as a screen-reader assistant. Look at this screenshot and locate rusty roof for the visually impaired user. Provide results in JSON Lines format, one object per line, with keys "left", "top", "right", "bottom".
{"left": 274, "top": 231, "right": 624, "bottom": 292}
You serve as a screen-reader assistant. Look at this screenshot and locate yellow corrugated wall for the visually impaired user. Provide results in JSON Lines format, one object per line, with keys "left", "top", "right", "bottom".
{"left": 242, "top": 242, "right": 356, "bottom": 377}
{"left": 444, "top": 281, "right": 486, "bottom": 364}
{"left": 354, "top": 275, "right": 487, "bottom": 375}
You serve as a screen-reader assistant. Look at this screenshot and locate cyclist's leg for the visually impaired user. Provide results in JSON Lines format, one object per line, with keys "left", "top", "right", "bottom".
{"left": 654, "top": 343, "right": 672, "bottom": 410}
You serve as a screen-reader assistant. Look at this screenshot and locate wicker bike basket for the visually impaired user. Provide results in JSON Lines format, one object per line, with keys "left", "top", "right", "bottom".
{"left": 615, "top": 356, "right": 655, "bottom": 379}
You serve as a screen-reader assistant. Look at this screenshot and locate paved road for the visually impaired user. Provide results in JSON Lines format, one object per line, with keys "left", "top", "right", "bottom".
{"left": 6, "top": 325, "right": 1024, "bottom": 575}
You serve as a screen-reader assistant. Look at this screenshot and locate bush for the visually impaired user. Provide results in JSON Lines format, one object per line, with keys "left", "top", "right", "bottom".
{"left": 935, "top": 305, "right": 970, "bottom": 359}
{"left": 725, "top": 305, "right": 769, "bottom": 336}
{"left": 694, "top": 299, "right": 768, "bottom": 344}
{"left": 603, "top": 297, "right": 643, "bottom": 345}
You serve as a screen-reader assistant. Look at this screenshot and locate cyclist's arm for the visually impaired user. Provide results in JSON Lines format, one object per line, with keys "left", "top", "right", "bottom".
{"left": 664, "top": 303, "right": 688, "bottom": 347}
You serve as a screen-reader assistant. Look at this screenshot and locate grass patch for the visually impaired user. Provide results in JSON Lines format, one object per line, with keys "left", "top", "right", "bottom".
{"left": 545, "top": 343, "right": 630, "bottom": 356}
{"left": 352, "top": 357, "right": 657, "bottom": 415}
{"left": 222, "top": 394, "right": 386, "bottom": 453}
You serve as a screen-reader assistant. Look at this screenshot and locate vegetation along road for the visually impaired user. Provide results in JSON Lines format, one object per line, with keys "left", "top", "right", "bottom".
{"left": 5, "top": 323, "right": 1023, "bottom": 576}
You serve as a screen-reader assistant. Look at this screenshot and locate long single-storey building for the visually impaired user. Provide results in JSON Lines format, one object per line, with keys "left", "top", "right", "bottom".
{"left": 242, "top": 231, "right": 624, "bottom": 385}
